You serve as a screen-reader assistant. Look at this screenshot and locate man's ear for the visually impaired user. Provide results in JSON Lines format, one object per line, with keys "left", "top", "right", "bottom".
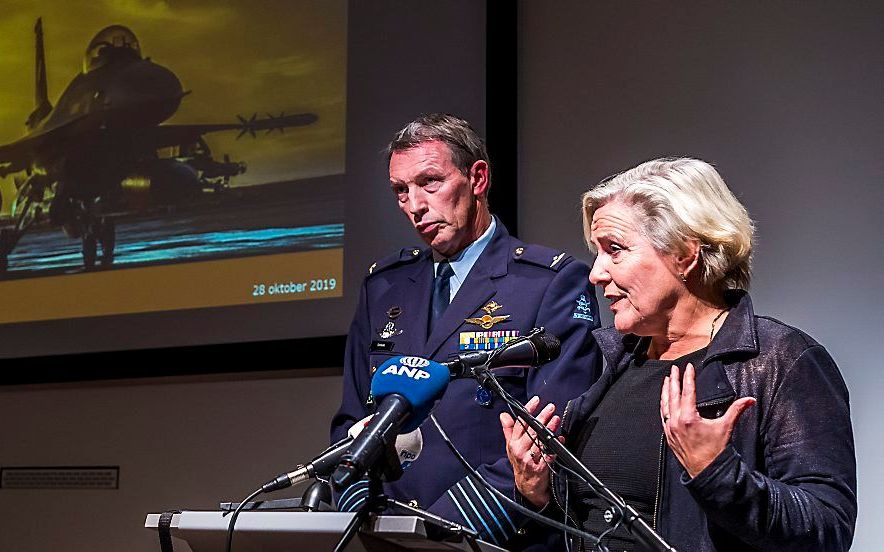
{"left": 469, "top": 160, "right": 490, "bottom": 197}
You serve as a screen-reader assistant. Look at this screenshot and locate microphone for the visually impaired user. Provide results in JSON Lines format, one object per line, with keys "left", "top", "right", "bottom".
{"left": 262, "top": 415, "right": 423, "bottom": 493}
{"left": 331, "top": 356, "right": 449, "bottom": 491}
{"left": 445, "top": 329, "right": 561, "bottom": 379}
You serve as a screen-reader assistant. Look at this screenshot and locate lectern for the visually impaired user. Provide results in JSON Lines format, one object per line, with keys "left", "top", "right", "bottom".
{"left": 145, "top": 511, "right": 506, "bottom": 551}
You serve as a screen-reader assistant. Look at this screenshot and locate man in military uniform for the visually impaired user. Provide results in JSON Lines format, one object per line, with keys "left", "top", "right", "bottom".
{"left": 330, "top": 113, "right": 601, "bottom": 548}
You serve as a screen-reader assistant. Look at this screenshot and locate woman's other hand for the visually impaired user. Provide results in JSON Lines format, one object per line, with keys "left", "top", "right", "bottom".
{"left": 661, "top": 363, "right": 756, "bottom": 478}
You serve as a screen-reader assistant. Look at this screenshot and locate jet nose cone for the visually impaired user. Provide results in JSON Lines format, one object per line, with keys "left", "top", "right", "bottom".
{"left": 126, "top": 60, "right": 183, "bottom": 100}
{"left": 107, "top": 60, "right": 183, "bottom": 125}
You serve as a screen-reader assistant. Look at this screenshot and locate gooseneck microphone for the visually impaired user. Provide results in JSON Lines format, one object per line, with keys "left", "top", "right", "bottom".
{"left": 445, "top": 328, "right": 561, "bottom": 379}
{"left": 331, "top": 356, "right": 449, "bottom": 491}
{"left": 261, "top": 416, "right": 423, "bottom": 493}
{"left": 262, "top": 437, "right": 352, "bottom": 493}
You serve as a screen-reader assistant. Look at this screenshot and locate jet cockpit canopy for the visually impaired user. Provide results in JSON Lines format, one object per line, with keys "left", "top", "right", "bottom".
{"left": 84, "top": 25, "right": 142, "bottom": 72}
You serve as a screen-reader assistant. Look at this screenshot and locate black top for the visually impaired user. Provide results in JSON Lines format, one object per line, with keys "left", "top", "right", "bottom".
{"left": 571, "top": 346, "right": 707, "bottom": 552}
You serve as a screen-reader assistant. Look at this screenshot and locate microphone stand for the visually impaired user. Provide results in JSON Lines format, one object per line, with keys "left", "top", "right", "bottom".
{"left": 473, "top": 366, "right": 678, "bottom": 552}
{"left": 334, "top": 473, "right": 385, "bottom": 552}
{"left": 333, "top": 443, "right": 482, "bottom": 552}
{"left": 334, "top": 437, "right": 403, "bottom": 552}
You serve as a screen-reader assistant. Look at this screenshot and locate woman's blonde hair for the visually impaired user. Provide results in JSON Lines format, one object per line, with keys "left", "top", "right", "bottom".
{"left": 582, "top": 158, "right": 754, "bottom": 291}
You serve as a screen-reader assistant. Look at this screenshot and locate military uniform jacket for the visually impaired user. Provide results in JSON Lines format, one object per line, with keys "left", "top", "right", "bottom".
{"left": 330, "top": 220, "right": 602, "bottom": 548}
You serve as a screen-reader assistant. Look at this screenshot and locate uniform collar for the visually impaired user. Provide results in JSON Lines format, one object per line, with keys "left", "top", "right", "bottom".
{"left": 433, "top": 216, "right": 496, "bottom": 286}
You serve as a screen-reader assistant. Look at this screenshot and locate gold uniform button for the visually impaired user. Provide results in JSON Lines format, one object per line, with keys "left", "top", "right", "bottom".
{"left": 412, "top": 249, "right": 420, "bottom": 256}
{"left": 408, "top": 499, "right": 419, "bottom": 508}
{"left": 514, "top": 247, "right": 524, "bottom": 256}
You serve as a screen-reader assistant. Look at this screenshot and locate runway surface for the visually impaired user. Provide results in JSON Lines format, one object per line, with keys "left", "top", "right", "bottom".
{"left": 3, "top": 174, "right": 344, "bottom": 279}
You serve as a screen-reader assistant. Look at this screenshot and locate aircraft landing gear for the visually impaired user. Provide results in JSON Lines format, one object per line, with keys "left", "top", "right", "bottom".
{"left": 82, "top": 232, "right": 97, "bottom": 269}
{"left": 82, "top": 217, "right": 116, "bottom": 270}
{"left": 98, "top": 217, "right": 115, "bottom": 266}
{"left": 0, "top": 227, "right": 23, "bottom": 273}
{"left": 0, "top": 229, "right": 15, "bottom": 272}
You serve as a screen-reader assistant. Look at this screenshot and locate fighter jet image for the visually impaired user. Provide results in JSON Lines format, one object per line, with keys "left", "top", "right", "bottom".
{"left": 0, "top": 19, "right": 318, "bottom": 272}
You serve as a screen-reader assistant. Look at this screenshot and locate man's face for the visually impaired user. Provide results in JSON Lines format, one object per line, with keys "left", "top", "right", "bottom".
{"left": 389, "top": 140, "right": 488, "bottom": 257}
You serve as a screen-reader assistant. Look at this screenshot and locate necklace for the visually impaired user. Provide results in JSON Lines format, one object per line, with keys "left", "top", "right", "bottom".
{"left": 710, "top": 309, "right": 729, "bottom": 342}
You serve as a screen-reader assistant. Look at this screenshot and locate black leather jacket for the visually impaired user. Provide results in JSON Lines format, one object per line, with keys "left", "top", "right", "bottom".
{"left": 553, "top": 291, "right": 857, "bottom": 551}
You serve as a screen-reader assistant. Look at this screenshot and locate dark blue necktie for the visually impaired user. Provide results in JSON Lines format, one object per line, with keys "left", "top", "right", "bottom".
{"left": 429, "top": 260, "right": 454, "bottom": 334}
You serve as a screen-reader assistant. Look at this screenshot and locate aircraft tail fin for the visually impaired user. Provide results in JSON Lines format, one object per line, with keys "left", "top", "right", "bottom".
{"left": 26, "top": 17, "right": 52, "bottom": 131}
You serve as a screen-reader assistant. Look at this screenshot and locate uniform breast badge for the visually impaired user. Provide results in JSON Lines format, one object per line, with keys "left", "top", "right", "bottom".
{"left": 475, "top": 385, "right": 493, "bottom": 407}
{"left": 464, "top": 301, "right": 510, "bottom": 330}
{"left": 377, "top": 321, "right": 403, "bottom": 339}
{"left": 459, "top": 329, "right": 521, "bottom": 351}
{"left": 376, "top": 306, "right": 404, "bottom": 338}
{"left": 461, "top": 301, "right": 518, "bottom": 350}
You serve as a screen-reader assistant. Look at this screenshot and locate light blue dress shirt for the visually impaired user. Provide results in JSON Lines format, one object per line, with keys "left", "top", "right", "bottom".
{"left": 433, "top": 217, "right": 496, "bottom": 303}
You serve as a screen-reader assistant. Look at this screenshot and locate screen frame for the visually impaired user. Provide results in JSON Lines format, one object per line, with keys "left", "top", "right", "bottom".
{"left": 1, "top": 1, "right": 517, "bottom": 385}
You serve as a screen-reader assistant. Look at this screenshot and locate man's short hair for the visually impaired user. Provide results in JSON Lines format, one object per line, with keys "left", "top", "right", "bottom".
{"left": 386, "top": 113, "right": 490, "bottom": 179}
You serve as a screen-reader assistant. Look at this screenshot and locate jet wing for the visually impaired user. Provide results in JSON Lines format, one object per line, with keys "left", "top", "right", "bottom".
{"left": 0, "top": 144, "right": 29, "bottom": 177}
{"left": 0, "top": 132, "right": 51, "bottom": 177}
{"left": 0, "top": 112, "right": 317, "bottom": 177}
{"left": 147, "top": 112, "right": 318, "bottom": 150}
{"left": 0, "top": 114, "right": 105, "bottom": 177}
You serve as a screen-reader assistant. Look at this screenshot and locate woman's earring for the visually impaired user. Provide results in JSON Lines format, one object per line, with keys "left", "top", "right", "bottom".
{"left": 679, "top": 272, "right": 687, "bottom": 284}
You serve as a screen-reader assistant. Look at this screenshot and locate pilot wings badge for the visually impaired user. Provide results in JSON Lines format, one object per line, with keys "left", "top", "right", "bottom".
{"left": 464, "top": 313, "right": 511, "bottom": 330}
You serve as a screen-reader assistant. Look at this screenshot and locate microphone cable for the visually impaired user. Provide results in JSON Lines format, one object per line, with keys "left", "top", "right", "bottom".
{"left": 430, "top": 363, "right": 637, "bottom": 551}
{"left": 224, "top": 486, "right": 264, "bottom": 552}
{"left": 495, "top": 381, "right": 626, "bottom": 552}
{"left": 428, "top": 412, "right": 606, "bottom": 548}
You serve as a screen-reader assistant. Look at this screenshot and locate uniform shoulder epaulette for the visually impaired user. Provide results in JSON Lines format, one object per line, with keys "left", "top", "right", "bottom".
{"left": 511, "top": 243, "right": 573, "bottom": 272}
{"left": 366, "top": 247, "right": 425, "bottom": 276}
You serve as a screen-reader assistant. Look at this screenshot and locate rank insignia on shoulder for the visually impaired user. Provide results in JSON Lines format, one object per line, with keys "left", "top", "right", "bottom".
{"left": 572, "top": 294, "right": 594, "bottom": 321}
{"left": 465, "top": 314, "right": 511, "bottom": 329}
{"left": 551, "top": 252, "right": 566, "bottom": 267}
{"left": 459, "top": 330, "right": 521, "bottom": 351}
{"left": 377, "top": 321, "right": 403, "bottom": 339}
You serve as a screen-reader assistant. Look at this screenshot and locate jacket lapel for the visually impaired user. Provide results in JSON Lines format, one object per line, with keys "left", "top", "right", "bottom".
{"left": 423, "top": 222, "right": 510, "bottom": 358}
{"left": 375, "top": 251, "right": 433, "bottom": 348}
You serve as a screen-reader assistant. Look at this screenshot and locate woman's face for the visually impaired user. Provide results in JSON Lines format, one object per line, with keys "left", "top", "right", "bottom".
{"left": 588, "top": 200, "right": 683, "bottom": 336}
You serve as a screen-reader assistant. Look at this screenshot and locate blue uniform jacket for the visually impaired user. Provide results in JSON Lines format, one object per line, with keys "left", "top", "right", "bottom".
{"left": 331, "top": 220, "right": 602, "bottom": 548}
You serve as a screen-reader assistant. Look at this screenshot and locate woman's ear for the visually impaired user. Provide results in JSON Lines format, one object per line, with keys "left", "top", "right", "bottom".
{"left": 675, "top": 239, "right": 702, "bottom": 281}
